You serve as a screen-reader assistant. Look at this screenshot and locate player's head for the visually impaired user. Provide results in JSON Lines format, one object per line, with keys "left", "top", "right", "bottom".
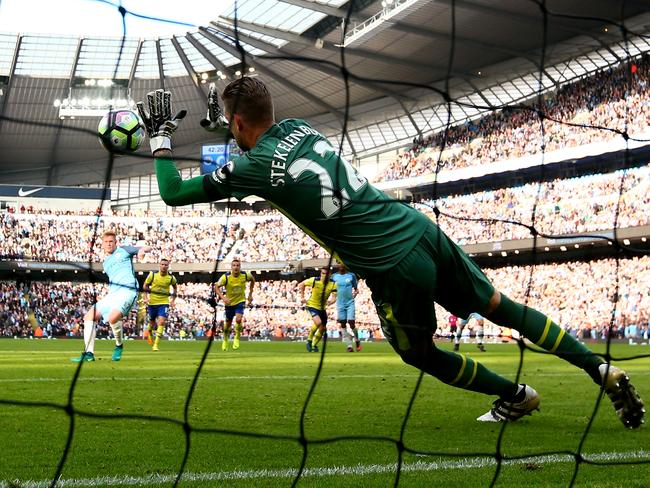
{"left": 337, "top": 261, "right": 347, "bottom": 273}
{"left": 101, "top": 230, "right": 117, "bottom": 254}
{"left": 159, "top": 258, "right": 170, "bottom": 274}
{"left": 221, "top": 77, "right": 274, "bottom": 151}
{"left": 320, "top": 266, "right": 331, "bottom": 280}
{"left": 231, "top": 258, "right": 241, "bottom": 274}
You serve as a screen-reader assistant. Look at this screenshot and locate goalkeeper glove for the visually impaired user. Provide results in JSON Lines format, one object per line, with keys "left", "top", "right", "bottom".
{"left": 199, "top": 85, "right": 231, "bottom": 137}
{"left": 136, "top": 89, "right": 187, "bottom": 155}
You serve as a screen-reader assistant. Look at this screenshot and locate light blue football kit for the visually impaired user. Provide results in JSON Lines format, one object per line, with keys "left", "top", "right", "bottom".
{"left": 96, "top": 246, "right": 139, "bottom": 321}
{"left": 331, "top": 272, "right": 358, "bottom": 321}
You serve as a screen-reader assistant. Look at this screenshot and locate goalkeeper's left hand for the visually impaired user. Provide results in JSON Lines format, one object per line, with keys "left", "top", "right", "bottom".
{"left": 199, "top": 85, "right": 231, "bottom": 137}
{"left": 137, "top": 89, "right": 187, "bottom": 155}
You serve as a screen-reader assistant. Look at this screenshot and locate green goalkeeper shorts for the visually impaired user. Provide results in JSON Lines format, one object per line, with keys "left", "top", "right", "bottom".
{"left": 366, "top": 222, "right": 494, "bottom": 351}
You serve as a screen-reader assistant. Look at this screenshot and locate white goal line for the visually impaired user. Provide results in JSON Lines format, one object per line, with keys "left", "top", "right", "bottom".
{"left": 6, "top": 370, "right": 649, "bottom": 384}
{"left": 4, "top": 450, "right": 649, "bottom": 488}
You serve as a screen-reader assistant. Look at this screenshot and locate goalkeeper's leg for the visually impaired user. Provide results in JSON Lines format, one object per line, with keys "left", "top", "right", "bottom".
{"left": 486, "top": 291, "right": 644, "bottom": 427}
{"left": 374, "top": 290, "right": 538, "bottom": 422}
{"left": 486, "top": 293, "right": 603, "bottom": 382}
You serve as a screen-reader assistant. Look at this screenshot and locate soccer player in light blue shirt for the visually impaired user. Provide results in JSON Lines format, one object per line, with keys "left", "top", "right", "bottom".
{"left": 72, "top": 230, "right": 151, "bottom": 362}
{"left": 454, "top": 312, "right": 486, "bottom": 353}
{"left": 331, "top": 262, "right": 361, "bottom": 352}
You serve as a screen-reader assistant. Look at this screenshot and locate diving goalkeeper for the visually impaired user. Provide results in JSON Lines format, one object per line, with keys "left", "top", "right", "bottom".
{"left": 137, "top": 81, "right": 644, "bottom": 428}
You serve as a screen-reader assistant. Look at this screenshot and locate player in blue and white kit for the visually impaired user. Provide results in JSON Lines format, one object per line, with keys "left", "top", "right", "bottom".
{"left": 71, "top": 230, "right": 151, "bottom": 362}
{"left": 331, "top": 262, "right": 361, "bottom": 352}
{"left": 454, "top": 312, "right": 486, "bottom": 352}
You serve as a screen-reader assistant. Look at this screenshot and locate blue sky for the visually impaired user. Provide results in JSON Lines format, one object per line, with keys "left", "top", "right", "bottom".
{"left": 0, "top": 0, "right": 233, "bottom": 38}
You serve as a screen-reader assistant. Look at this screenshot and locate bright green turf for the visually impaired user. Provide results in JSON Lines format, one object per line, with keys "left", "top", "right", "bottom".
{"left": 1, "top": 339, "right": 649, "bottom": 487}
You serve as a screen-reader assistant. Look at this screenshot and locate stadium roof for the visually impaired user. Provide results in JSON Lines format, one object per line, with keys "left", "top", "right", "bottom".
{"left": 0, "top": 0, "right": 649, "bottom": 186}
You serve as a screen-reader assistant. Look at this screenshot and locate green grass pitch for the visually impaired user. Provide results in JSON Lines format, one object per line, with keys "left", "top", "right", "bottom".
{"left": 1, "top": 339, "right": 649, "bottom": 487}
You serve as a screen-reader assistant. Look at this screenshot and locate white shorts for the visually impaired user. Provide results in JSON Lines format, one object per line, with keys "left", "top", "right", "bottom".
{"left": 96, "top": 289, "right": 138, "bottom": 322}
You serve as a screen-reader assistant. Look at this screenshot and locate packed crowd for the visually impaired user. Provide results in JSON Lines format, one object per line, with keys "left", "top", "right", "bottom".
{"left": 421, "top": 164, "right": 650, "bottom": 244}
{"left": 1, "top": 211, "right": 244, "bottom": 263}
{"left": 3, "top": 205, "right": 276, "bottom": 218}
{"left": 2, "top": 256, "right": 649, "bottom": 343}
{"left": 0, "top": 279, "right": 379, "bottom": 342}
{"left": 377, "top": 55, "right": 650, "bottom": 181}
{"left": 2, "top": 165, "right": 648, "bottom": 262}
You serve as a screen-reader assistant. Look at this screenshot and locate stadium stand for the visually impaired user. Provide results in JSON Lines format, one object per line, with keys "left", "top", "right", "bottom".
{"left": 376, "top": 55, "right": 650, "bottom": 182}
{"left": 3, "top": 165, "right": 649, "bottom": 262}
{"left": 3, "top": 255, "right": 649, "bottom": 343}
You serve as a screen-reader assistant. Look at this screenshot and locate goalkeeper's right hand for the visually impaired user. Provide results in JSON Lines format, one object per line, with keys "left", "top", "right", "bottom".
{"left": 136, "top": 89, "right": 187, "bottom": 155}
{"left": 200, "top": 85, "right": 231, "bottom": 137}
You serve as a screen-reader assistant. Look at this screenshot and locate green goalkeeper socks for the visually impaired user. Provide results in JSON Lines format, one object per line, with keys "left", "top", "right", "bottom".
{"left": 422, "top": 347, "right": 518, "bottom": 399}
{"left": 488, "top": 294, "right": 603, "bottom": 383}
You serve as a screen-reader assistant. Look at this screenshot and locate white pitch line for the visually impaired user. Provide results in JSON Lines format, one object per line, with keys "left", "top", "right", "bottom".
{"left": 1, "top": 370, "right": 648, "bottom": 384}
{"left": 3, "top": 450, "right": 649, "bottom": 488}
{"left": 0, "top": 373, "right": 414, "bottom": 383}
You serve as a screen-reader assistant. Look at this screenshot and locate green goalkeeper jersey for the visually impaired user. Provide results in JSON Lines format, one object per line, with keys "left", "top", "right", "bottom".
{"left": 155, "top": 119, "right": 428, "bottom": 276}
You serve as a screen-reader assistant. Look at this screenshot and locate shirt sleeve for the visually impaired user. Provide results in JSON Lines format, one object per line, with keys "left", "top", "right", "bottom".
{"left": 217, "top": 274, "right": 226, "bottom": 287}
{"left": 203, "top": 153, "right": 267, "bottom": 202}
{"left": 155, "top": 158, "right": 217, "bottom": 206}
{"left": 144, "top": 272, "right": 154, "bottom": 285}
{"left": 352, "top": 274, "right": 358, "bottom": 289}
{"left": 171, "top": 275, "right": 177, "bottom": 286}
{"left": 302, "top": 278, "right": 315, "bottom": 288}
{"left": 121, "top": 246, "right": 140, "bottom": 256}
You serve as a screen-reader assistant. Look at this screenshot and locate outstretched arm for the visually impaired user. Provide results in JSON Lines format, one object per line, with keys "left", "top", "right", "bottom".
{"left": 299, "top": 282, "right": 307, "bottom": 305}
{"left": 137, "top": 89, "right": 226, "bottom": 207}
{"left": 155, "top": 151, "right": 218, "bottom": 206}
{"left": 137, "top": 246, "right": 152, "bottom": 261}
{"left": 248, "top": 275, "right": 255, "bottom": 305}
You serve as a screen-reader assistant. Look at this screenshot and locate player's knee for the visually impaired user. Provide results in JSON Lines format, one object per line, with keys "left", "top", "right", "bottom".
{"left": 397, "top": 343, "right": 431, "bottom": 369}
{"left": 85, "top": 307, "right": 99, "bottom": 322}
{"left": 107, "top": 311, "right": 122, "bottom": 324}
{"left": 399, "top": 351, "right": 426, "bottom": 370}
